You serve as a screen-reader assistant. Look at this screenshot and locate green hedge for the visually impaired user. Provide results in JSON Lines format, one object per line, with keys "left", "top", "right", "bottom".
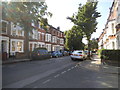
{"left": 101, "top": 50, "right": 120, "bottom": 60}
{"left": 97, "top": 48, "right": 105, "bottom": 57}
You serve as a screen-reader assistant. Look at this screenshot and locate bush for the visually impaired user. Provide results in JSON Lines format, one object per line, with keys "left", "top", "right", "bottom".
{"left": 101, "top": 50, "right": 120, "bottom": 60}
{"left": 97, "top": 48, "right": 105, "bottom": 58}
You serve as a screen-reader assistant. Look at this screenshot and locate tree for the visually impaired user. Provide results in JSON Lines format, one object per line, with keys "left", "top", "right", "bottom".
{"left": 2, "top": 1, "right": 52, "bottom": 58}
{"left": 67, "top": 1, "right": 101, "bottom": 57}
{"left": 89, "top": 38, "right": 98, "bottom": 51}
{"left": 65, "top": 26, "right": 84, "bottom": 50}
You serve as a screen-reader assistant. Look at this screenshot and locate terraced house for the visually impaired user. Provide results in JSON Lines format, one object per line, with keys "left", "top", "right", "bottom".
{"left": 98, "top": 0, "right": 120, "bottom": 50}
{"left": 0, "top": 20, "right": 65, "bottom": 61}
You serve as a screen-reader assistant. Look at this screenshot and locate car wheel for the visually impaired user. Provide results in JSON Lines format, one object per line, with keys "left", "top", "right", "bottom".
{"left": 71, "top": 58, "right": 75, "bottom": 61}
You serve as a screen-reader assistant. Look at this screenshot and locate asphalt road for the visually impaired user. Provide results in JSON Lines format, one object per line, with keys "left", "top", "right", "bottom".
{"left": 2, "top": 56, "right": 118, "bottom": 88}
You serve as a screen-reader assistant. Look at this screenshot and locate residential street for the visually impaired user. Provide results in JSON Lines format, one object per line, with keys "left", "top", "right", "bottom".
{"left": 2, "top": 56, "right": 118, "bottom": 88}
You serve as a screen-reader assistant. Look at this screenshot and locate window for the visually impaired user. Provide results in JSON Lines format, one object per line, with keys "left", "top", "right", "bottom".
{"left": 112, "top": 42, "right": 115, "bottom": 49}
{"left": 2, "top": 21, "right": 7, "bottom": 34}
{"left": 45, "top": 34, "right": 48, "bottom": 41}
{"left": 112, "top": 23, "right": 114, "bottom": 34}
{"left": 18, "top": 30, "right": 23, "bottom": 36}
{"left": 55, "top": 36, "right": 57, "bottom": 43}
{"left": 17, "top": 41, "right": 23, "bottom": 51}
{"left": 46, "top": 45, "right": 48, "bottom": 50}
{"left": 35, "top": 31, "right": 38, "bottom": 40}
{"left": 42, "top": 33, "right": 44, "bottom": 41}
{"left": 42, "top": 45, "right": 44, "bottom": 47}
{"left": 11, "top": 24, "right": 16, "bottom": 36}
{"left": 38, "top": 33, "right": 41, "bottom": 40}
{"left": 30, "top": 44, "right": 32, "bottom": 51}
{"left": 60, "top": 39, "right": 64, "bottom": 44}
{"left": 29, "top": 32, "right": 33, "bottom": 39}
{"left": 49, "top": 34, "right": 51, "bottom": 42}
{"left": 34, "top": 44, "right": 37, "bottom": 49}
{"left": 39, "top": 44, "right": 41, "bottom": 47}
{"left": 12, "top": 41, "right": 15, "bottom": 51}
{"left": 32, "top": 30, "right": 38, "bottom": 39}
{"left": 53, "top": 36, "right": 57, "bottom": 43}
{"left": 12, "top": 29, "right": 16, "bottom": 36}
{"left": 61, "top": 33, "right": 62, "bottom": 37}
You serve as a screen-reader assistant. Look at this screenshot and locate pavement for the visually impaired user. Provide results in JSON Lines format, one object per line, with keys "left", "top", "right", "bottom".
{"left": 2, "top": 54, "right": 99, "bottom": 65}
{"left": 2, "top": 58, "right": 31, "bottom": 65}
{"left": 88, "top": 54, "right": 119, "bottom": 75}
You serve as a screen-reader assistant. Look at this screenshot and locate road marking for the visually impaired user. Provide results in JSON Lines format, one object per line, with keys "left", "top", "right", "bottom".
{"left": 67, "top": 68, "right": 71, "bottom": 71}
{"left": 4, "top": 63, "right": 74, "bottom": 88}
{"left": 54, "top": 74, "right": 60, "bottom": 78}
{"left": 61, "top": 71, "right": 66, "bottom": 74}
{"left": 71, "top": 67, "right": 74, "bottom": 69}
{"left": 42, "top": 79, "right": 51, "bottom": 84}
{"left": 75, "top": 65, "right": 77, "bottom": 67}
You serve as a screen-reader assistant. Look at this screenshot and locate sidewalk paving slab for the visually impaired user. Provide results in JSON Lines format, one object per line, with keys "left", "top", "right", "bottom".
{"left": 89, "top": 55, "right": 119, "bottom": 75}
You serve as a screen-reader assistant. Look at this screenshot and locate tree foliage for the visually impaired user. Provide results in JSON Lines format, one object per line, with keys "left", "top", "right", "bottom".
{"left": 65, "top": 26, "right": 84, "bottom": 50}
{"left": 67, "top": 1, "right": 101, "bottom": 57}
{"left": 90, "top": 38, "right": 98, "bottom": 50}
{"left": 2, "top": 1, "right": 52, "bottom": 57}
{"left": 68, "top": 2, "right": 101, "bottom": 41}
{"left": 2, "top": 2, "right": 52, "bottom": 31}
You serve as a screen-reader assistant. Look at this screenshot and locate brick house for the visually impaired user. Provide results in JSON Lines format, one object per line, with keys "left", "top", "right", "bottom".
{"left": 1, "top": 20, "right": 65, "bottom": 60}
{"left": 0, "top": 20, "right": 10, "bottom": 60}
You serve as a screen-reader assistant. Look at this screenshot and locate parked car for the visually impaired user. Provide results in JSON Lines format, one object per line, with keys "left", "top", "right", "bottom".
{"left": 70, "top": 50, "right": 87, "bottom": 60}
{"left": 51, "top": 51, "right": 63, "bottom": 58}
{"left": 61, "top": 51, "right": 69, "bottom": 56}
{"left": 84, "top": 50, "right": 92, "bottom": 57}
{"left": 68, "top": 51, "right": 73, "bottom": 55}
{"left": 31, "top": 48, "right": 51, "bottom": 60}
{"left": 91, "top": 51, "right": 97, "bottom": 55}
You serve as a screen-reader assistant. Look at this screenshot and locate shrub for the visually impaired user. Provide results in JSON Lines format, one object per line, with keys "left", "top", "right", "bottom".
{"left": 101, "top": 50, "right": 120, "bottom": 60}
{"left": 97, "top": 48, "right": 105, "bottom": 57}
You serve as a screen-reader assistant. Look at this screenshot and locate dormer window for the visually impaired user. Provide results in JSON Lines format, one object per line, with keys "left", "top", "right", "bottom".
{"left": 2, "top": 21, "right": 7, "bottom": 34}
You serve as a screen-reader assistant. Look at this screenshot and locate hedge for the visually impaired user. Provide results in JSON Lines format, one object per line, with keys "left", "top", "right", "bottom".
{"left": 101, "top": 50, "right": 120, "bottom": 60}
{"left": 98, "top": 49, "right": 104, "bottom": 57}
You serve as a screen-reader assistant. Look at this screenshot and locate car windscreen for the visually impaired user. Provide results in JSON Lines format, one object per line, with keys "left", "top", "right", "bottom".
{"left": 78, "top": 52, "right": 82, "bottom": 54}
{"left": 73, "top": 51, "right": 82, "bottom": 54}
{"left": 38, "top": 50, "right": 48, "bottom": 54}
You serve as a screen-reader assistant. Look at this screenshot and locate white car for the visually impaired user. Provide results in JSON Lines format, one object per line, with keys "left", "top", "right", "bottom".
{"left": 70, "top": 50, "right": 87, "bottom": 60}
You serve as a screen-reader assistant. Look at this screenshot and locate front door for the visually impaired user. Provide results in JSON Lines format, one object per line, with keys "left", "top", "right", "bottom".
{"left": 2, "top": 40, "right": 7, "bottom": 60}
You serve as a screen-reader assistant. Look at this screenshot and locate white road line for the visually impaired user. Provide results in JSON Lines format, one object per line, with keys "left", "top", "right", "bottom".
{"left": 75, "top": 65, "right": 77, "bottom": 67}
{"left": 61, "top": 71, "right": 66, "bottom": 74}
{"left": 42, "top": 79, "right": 51, "bottom": 84}
{"left": 54, "top": 74, "right": 60, "bottom": 78}
{"left": 71, "top": 67, "right": 74, "bottom": 69}
{"left": 67, "top": 69, "right": 71, "bottom": 71}
{"left": 4, "top": 63, "right": 74, "bottom": 88}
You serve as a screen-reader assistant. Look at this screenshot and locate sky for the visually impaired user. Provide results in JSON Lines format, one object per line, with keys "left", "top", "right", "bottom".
{"left": 45, "top": 0, "right": 113, "bottom": 43}
{"left": 2, "top": 0, "right": 113, "bottom": 44}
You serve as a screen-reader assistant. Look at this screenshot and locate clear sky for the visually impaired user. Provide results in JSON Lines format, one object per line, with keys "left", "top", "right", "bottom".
{"left": 46, "top": 0, "right": 113, "bottom": 41}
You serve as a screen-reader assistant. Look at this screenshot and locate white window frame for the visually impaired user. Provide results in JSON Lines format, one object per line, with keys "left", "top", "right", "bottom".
{"left": 10, "top": 39, "right": 24, "bottom": 53}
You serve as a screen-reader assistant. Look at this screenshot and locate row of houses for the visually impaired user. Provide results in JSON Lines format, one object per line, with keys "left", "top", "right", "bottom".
{"left": 0, "top": 20, "right": 65, "bottom": 60}
{"left": 98, "top": 0, "right": 120, "bottom": 50}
